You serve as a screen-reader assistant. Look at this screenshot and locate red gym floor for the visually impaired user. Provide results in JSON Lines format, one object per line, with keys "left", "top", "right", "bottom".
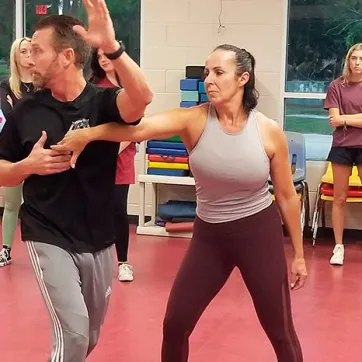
{"left": 1, "top": 226, "right": 361, "bottom": 362}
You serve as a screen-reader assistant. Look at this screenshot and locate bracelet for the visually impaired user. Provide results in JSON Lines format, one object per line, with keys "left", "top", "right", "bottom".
{"left": 104, "top": 41, "right": 125, "bottom": 60}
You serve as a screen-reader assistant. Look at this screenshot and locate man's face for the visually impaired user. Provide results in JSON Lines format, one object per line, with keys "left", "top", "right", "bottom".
{"left": 29, "top": 27, "right": 62, "bottom": 88}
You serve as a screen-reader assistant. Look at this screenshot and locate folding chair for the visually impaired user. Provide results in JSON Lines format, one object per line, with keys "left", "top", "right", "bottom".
{"left": 311, "top": 163, "right": 362, "bottom": 245}
{"left": 268, "top": 131, "right": 309, "bottom": 234}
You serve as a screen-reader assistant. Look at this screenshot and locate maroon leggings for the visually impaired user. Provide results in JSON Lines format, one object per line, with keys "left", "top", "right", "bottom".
{"left": 161, "top": 203, "right": 303, "bottom": 362}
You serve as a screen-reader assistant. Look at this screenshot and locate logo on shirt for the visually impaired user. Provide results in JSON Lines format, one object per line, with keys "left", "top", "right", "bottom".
{"left": 69, "top": 118, "right": 90, "bottom": 131}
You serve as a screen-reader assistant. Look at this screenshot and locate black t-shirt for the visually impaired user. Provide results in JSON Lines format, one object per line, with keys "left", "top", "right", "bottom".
{"left": 0, "top": 82, "right": 136, "bottom": 253}
{"left": 0, "top": 79, "right": 34, "bottom": 118}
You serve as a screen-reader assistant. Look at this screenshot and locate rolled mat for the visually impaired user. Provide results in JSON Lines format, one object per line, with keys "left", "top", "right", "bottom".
{"left": 165, "top": 222, "right": 194, "bottom": 233}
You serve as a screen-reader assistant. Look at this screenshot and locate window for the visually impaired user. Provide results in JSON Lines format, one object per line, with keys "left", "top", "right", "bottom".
{"left": 0, "top": 0, "right": 15, "bottom": 82}
{"left": 25, "top": 0, "right": 140, "bottom": 64}
{"left": 286, "top": 0, "right": 362, "bottom": 94}
{"left": 284, "top": 98, "right": 330, "bottom": 135}
{"left": 284, "top": 0, "right": 362, "bottom": 159}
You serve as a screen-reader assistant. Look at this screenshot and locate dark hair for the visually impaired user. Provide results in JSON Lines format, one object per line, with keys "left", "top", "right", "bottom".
{"left": 34, "top": 15, "right": 91, "bottom": 69}
{"left": 88, "top": 48, "right": 121, "bottom": 86}
{"left": 213, "top": 44, "right": 259, "bottom": 113}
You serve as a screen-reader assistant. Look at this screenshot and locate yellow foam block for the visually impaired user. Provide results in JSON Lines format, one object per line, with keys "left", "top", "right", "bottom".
{"left": 148, "top": 161, "right": 189, "bottom": 170}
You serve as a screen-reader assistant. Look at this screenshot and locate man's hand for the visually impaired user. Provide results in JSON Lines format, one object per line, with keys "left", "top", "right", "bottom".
{"left": 329, "top": 115, "right": 344, "bottom": 128}
{"left": 51, "top": 129, "right": 91, "bottom": 168}
{"left": 73, "top": 0, "right": 118, "bottom": 53}
{"left": 290, "top": 257, "right": 307, "bottom": 291}
{"left": 25, "top": 131, "right": 72, "bottom": 175}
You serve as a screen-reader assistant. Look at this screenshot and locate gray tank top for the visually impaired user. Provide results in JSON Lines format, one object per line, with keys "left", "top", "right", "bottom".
{"left": 189, "top": 105, "right": 273, "bottom": 223}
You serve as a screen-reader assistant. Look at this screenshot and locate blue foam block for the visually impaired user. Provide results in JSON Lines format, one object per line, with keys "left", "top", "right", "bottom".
{"left": 198, "top": 82, "right": 206, "bottom": 94}
{"left": 180, "top": 78, "right": 200, "bottom": 91}
{"left": 200, "top": 93, "right": 209, "bottom": 103}
{"left": 181, "top": 90, "right": 199, "bottom": 102}
{"left": 180, "top": 101, "right": 198, "bottom": 108}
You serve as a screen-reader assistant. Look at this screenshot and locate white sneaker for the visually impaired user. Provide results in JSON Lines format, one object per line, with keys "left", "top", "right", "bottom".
{"left": 118, "top": 263, "right": 134, "bottom": 282}
{"left": 330, "top": 244, "right": 344, "bottom": 265}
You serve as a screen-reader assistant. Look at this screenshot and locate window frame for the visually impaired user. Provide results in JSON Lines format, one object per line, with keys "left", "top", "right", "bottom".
{"left": 16, "top": 0, "right": 24, "bottom": 38}
{"left": 281, "top": 0, "right": 328, "bottom": 132}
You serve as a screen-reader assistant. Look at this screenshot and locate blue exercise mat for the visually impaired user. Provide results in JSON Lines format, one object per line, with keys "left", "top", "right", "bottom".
{"left": 146, "top": 148, "right": 189, "bottom": 157}
{"left": 158, "top": 200, "right": 197, "bottom": 221}
{"left": 147, "top": 168, "right": 189, "bottom": 176}
{"left": 147, "top": 141, "right": 186, "bottom": 150}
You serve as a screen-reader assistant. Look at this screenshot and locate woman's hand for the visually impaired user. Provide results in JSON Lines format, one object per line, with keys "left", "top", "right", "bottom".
{"left": 51, "top": 129, "right": 91, "bottom": 168}
{"left": 290, "top": 257, "right": 307, "bottom": 291}
{"left": 329, "top": 115, "right": 344, "bottom": 128}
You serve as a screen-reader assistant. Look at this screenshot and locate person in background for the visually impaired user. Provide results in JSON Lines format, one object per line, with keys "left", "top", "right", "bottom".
{"left": 90, "top": 47, "right": 135, "bottom": 282}
{"left": 325, "top": 43, "right": 362, "bottom": 266}
{"left": 0, "top": 37, "right": 34, "bottom": 267}
{"left": 53, "top": 44, "right": 307, "bottom": 362}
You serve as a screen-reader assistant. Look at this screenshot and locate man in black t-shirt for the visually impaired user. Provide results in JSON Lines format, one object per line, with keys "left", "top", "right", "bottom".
{"left": 0, "top": 1, "right": 152, "bottom": 361}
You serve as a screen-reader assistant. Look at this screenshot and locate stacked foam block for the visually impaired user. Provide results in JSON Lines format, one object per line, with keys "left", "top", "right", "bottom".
{"left": 145, "top": 66, "right": 209, "bottom": 177}
{"left": 146, "top": 137, "right": 190, "bottom": 177}
{"left": 180, "top": 65, "right": 209, "bottom": 108}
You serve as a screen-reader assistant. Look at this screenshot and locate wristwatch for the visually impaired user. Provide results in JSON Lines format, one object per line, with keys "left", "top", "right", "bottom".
{"left": 104, "top": 41, "right": 125, "bottom": 60}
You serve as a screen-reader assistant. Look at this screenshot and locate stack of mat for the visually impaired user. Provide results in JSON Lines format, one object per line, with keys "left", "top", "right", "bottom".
{"left": 180, "top": 65, "right": 209, "bottom": 108}
{"left": 146, "top": 136, "right": 190, "bottom": 177}
{"left": 155, "top": 200, "right": 196, "bottom": 233}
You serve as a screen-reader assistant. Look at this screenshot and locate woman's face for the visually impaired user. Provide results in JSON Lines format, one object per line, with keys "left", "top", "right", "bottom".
{"left": 349, "top": 49, "right": 362, "bottom": 75}
{"left": 204, "top": 49, "right": 249, "bottom": 106}
{"left": 97, "top": 49, "right": 115, "bottom": 73}
{"left": 18, "top": 40, "right": 31, "bottom": 69}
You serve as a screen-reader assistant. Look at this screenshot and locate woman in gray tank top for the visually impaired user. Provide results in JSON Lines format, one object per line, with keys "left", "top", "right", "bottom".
{"left": 54, "top": 44, "right": 307, "bottom": 362}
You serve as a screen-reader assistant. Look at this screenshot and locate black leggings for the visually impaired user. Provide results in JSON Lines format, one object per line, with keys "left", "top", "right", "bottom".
{"left": 114, "top": 184, "right": 130, "bottom": 262}
{"left": 162, "top": 202, "right": 303, "bottom": 362}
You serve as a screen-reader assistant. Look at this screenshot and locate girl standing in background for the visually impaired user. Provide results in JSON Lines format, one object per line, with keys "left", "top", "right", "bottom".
{"left": 0, "top": 37, "right": 33, "bottom": 267}
{"left": 90, "top": 47, "right": 135, "bottom": 281}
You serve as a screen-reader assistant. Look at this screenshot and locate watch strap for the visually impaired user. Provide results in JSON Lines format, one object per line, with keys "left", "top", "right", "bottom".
{"left": 104, "top": 41, "right": 125, "bottom": 60}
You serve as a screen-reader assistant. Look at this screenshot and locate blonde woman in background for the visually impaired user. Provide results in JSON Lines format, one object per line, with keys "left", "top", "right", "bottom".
{"left": 0, "top": 37, "right": 34, "bottom": 266}
{"left": 325, "top": 43, "right": 362, "bottom": 265}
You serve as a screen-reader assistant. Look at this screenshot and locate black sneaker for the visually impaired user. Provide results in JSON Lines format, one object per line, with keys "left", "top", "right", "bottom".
{"left": 0, "top": 247, "right": 12, "bottom": 267}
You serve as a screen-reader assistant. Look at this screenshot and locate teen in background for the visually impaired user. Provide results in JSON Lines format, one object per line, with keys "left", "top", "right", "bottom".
{"left": 89, "top": 47, "right": 135, "bottom": 281}
{"left": 0, "top": 37, "right": 33, "bottom": 267}
{"left": 325, "top": 43, "right": 362, "bottom": 266}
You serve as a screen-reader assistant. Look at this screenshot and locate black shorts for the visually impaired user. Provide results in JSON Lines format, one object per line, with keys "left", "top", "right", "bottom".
{"left": 327, "top": 147, "right": 362, "bottom": 166}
